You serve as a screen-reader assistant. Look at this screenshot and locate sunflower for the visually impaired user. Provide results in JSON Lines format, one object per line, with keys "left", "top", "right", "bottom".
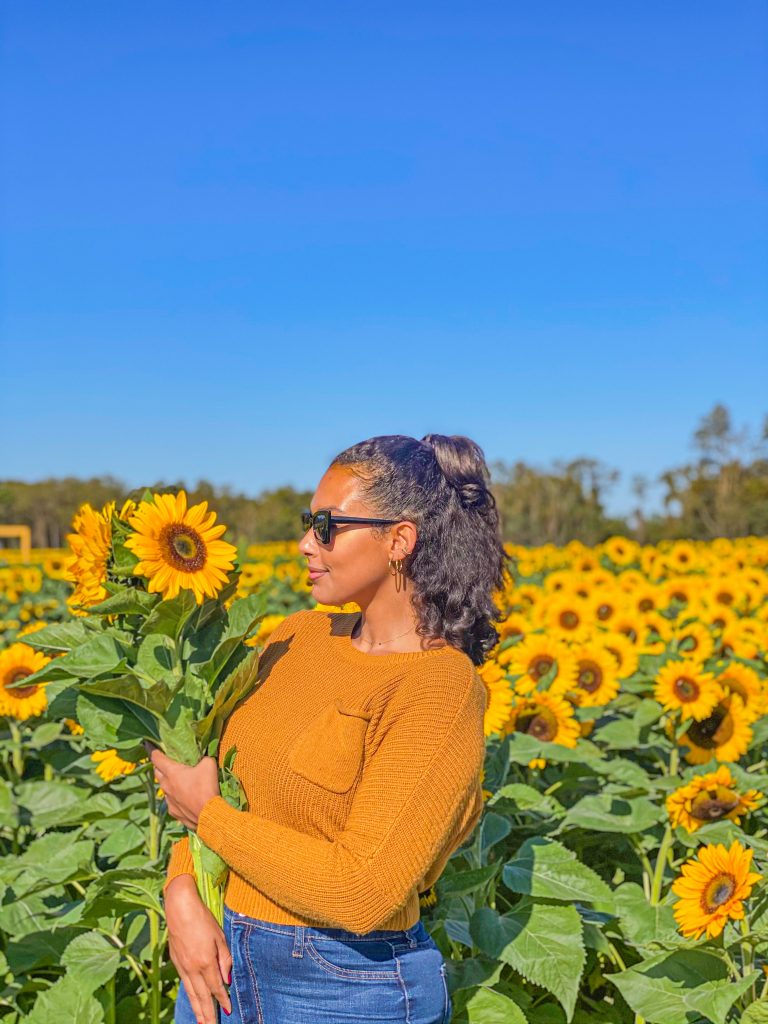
{"left": 672, "top": 620, "right": 715, "bottom": 661}
{"left": 64, "top": 717, "right": 85, "bottom": 736}
{"left": 598, "top": 631, "right": 640, "bottom": 680}
{"left": 715, "top": 663, "right": 766, "bottom": 723}
{"left": 674, "top": 693, "right": 753, "bottom": 765}
{"left": 125, "top": 490, "right": 238, "bottom": 604}
{"left": 654, "top": 659, "right": 722, "bottom": 721}
{"left": 554, "top": 642, "right": 620, "bottom": 707}
{"left": 504, "top": 691, "right": 581, "bottom": 749}
{"left": 665, "top": 541, "right": 700, "bottom": 575}
{"left": 0, "top": 643, "right": 50, "bottom": 720}
{"left": 497, "top": 613, "right": 528, "bottom": 643}
{"left": 91, "top": 749, "right": 138, "bottom": 782}
{"left": 535, "top": 592, "right": 593, "bottom": 642}
{"left": 500, "top": 633, "right": 578, "bottom": 696}
{"left": 244, "top": 613, "right": 287, "bottom": 649}
{"left": 603, "top": 536, "right": 640, "bottom": 567}
{"left": 65, "top": 500, "right": 115, "bottom": 614}
{"left": 478, "top": 659, "right": 515, "bottom": 739}
{"left": 718, "top": 619, "right": 763, "bottom": 661}
{"left": 671, "top": 840, "right": 762, "bottom": 940}
{"left": 666, "top": 765, "right": 763, "bottom": 833}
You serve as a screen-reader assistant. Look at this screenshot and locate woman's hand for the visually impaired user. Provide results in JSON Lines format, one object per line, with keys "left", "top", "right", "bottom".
{"left": 165, "top": 874, "right": 232, "bottom": 1022}
{"left": 144, "top": 741, "right": 220, "bottom": 830}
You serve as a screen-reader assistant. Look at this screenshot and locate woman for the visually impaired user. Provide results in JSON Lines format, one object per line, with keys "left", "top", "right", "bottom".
{"left": 151, "top": 434, "right": 508, "bottom": 1024}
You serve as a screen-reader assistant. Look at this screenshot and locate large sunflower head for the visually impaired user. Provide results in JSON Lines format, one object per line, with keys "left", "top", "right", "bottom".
{"left": 654, "top": 659, "right": 722, "bottom": 722}
{"left": 504, "top": 690, "right": 581, "bottom": 748}
{"left": 666, "top": 764, "right": 763, "bottom": 833}
{"left": 671, "top": 839, "right": 762, "bottom": 940}
{"left": 500, "top": 633, "right": 578, "bottom": 696}
{"left": 0, "top": 642, "right": 51, "bottom": 720}
{"left": 555, "top": 642, "right": 621, "bottom": 707}
{"left": 674, "top": 693, "right": 753, "bottom": 766}
{"left": 125, "top": 490, "right": 238, "bottom": 604}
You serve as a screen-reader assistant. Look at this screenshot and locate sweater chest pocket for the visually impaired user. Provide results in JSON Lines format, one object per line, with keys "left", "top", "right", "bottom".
{"left": 287, "top": 700, "right": 372, "bottom": 794}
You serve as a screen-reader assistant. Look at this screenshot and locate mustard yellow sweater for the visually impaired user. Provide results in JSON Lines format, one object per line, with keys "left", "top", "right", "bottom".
{"left": 163, "top": 608, "right": 487, "bottom": 934}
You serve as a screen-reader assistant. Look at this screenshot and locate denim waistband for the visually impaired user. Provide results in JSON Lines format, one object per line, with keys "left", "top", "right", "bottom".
{"left": 223, "top": 903, "right": 427, "bottom": 942}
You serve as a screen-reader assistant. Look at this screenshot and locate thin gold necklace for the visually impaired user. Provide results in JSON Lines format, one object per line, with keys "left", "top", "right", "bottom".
{"left": 353, "top": 621, "right": 418, "bottom": 649}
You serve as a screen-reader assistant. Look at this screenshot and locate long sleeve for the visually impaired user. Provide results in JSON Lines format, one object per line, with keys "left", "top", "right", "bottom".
{"left": 163, "top": 835, "right": 196, "bottom": 896}
{"left": 195, "top": 664, "right": 486, "bottom": 933}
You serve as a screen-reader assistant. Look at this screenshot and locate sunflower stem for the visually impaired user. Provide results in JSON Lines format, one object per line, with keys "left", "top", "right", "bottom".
{"left": 740, "top": 912, "right": 756, "bottom": 1003}
{"left": 8, "top": 720, "right": 24, "bottom": 781}
{"left": 146, "top": 778, "right": 162, "bottom": 1024}
{"left": 650, "top": 825, "right": 674, "bottom": 905}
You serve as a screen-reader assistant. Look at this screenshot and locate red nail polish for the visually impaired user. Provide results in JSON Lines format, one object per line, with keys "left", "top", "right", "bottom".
{"left": 227, "top": 969, "right": 232, "bottom": 984}
{"left": 224, "top": 1009, "right": 231, "bottom": 1017}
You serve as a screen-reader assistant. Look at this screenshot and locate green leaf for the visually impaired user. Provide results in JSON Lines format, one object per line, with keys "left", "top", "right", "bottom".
{"left": 19, "top": 619, "right": 97, "bottom": 652}
{"left": 83, "top": 867, "right": 163, "bottom": 915}
{"left": 488, "top": 783, "right": 563, "bottom": 816}
{"left": 86, "top": 587, "right": 160, "bottom": 616}
{"left": 61, "top": 931, "right": 120, "bottom": 991}
{"left": 51, "top": 633, "right": 130, "bottom": 679}
{"left": 79, "top": 673, "right": 170, "bottom": 719}
{"left": 0, "top": 833, "right": 94, "bottom": 893}
{"left": 25, "top": 973, "right": 105, "bottom": 1024}
{"left": 194, "top": 647, "right": 262, "bottom": 752}
{"left": 607, "top": 949, "right": 760, "bottom": 1024}
{"left": 613, "top": 882, "right": 679, "bottom": 946}
{"left": 464, "top": 984, "right": 529, "bottom": 1023}
{"left": 506, "top": 733, "right": 601, "bottom": 766}
{"left": 75, "top": 691, "right": 154, "bottom": 753}
{"left": 561, "top": 794, "right": 664, "bottom": 834}
{"left": 471, "top": 902, "right": 585, "bottom": 1021}
{"left": 480, "top": 812, "right": 512, "bottom": 856}
{"left": 438, "top": 864, "right": 500, "bottom": 898}
{"left": 503, "top": 838, "right": 614, "bottom": 906}
{"left": 135, "top": 632, "right": 178, "bottom": 683}
{"left": 139, "top": 588, "right": 197, "bottom": 640}
{"left": 742, "top": 1001, "right": 768, "bottom": 1024}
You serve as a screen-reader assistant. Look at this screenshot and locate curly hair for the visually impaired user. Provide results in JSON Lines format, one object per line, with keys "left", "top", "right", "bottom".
{"left": 329, "top": 434, "right": 512, "bottom": 665}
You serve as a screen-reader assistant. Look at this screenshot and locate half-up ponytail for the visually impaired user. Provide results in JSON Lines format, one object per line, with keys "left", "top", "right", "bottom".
{"left": 329, "top": 434, "right": 511, "bottom": 665}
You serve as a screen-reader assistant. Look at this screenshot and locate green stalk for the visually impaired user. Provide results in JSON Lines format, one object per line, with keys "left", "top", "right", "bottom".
{"left": 8, "top": 720, "right": 24, "bottom": 781}
{"left": 650, "top": 825, "right": 674, "bottom": 905}
{"left": 145, "top": 776, "right": 162, "bottom": 1024}
{"left": 740, "top": 913, "right": 756, "bottom": 1004}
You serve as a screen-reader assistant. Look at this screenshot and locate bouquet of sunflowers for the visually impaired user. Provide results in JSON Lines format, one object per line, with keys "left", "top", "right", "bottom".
{"left": 9, "top": 489, "right": 268, "bottom": 925}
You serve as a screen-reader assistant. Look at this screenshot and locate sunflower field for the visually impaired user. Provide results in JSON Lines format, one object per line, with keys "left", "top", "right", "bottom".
{"left": 0, "top": 497, "right": 767, "bottom": 1024}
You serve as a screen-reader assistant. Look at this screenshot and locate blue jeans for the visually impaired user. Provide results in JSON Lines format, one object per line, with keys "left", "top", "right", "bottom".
{"left": 173, "top": 903, "right": 452, "bottom": 1023}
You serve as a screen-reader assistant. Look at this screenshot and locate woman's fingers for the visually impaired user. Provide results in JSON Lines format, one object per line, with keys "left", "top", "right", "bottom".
{"left": 216, "top": 933, "right": 233, "bottom": 986}
{"left": 188, "top": 971, "right": 220, "bottom": 1024}
{"left": 202, "top": 958, "right": 232, "bottom": 1017}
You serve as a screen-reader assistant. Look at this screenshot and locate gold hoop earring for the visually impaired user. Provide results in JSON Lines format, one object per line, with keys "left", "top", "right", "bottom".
{"left": 388, "top": 555, "right": 408, "bottom": 593}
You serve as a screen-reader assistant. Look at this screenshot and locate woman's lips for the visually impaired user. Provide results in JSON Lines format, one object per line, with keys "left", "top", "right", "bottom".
{"left": 308, "top": 569, "right": 327, "bottom": 580}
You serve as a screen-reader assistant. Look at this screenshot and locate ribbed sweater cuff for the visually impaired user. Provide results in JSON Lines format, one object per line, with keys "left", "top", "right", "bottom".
{"left": 162, "top": 835, "right": 196, "bottom": 896}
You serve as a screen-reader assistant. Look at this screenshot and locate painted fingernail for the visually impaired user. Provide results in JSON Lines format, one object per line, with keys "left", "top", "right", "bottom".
{"left": 227, "top": 969, "right": 232, "bottom": 984}
{"left": 224, "top": 1009, "right": 231, "bottom": 1017}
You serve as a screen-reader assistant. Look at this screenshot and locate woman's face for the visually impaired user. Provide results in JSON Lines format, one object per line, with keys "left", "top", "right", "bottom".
{"left": 298, "top": 465, "right": 414, "bottom": 607}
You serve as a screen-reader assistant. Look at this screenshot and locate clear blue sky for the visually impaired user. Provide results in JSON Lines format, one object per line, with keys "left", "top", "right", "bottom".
{"left": 2, "top": 2, "right": 766, "bottom": 519}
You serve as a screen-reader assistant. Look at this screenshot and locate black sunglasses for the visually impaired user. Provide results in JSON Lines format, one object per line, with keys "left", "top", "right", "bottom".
{"left": 300, "top": 508, "right": 400, "bottom": 544}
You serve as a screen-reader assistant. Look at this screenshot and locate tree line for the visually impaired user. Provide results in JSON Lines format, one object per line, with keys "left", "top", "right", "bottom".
{"left": 2, "top": 406, "right": 766, "bottom": 549}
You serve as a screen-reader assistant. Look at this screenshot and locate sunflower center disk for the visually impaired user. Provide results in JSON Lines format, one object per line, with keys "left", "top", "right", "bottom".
{"left": 702, "top": 872, "right": 736, "bottom": 912}
{"left": 531, "top": 657, "right": 554, "bottom": 680}
{"left": 673, "top": 677, "right": 699, "bottom": 702}
{"left": 160, "top": 524, "right": 207, "bottom": 573}
{"left": 691, "top": 788, "right": 740, "bottom": 821}
{"left": 5, "top": 670, "right": 38, "bottom": 698}
{"left": 518, "top": 708, "right": 558, "bottom": 742}
{"left": 687, "top": 706, "right": 734, "bottom": 749}
{"left": 560, "top": 611, "right": 579, "bottom": 629}
{"left": 578, "top": 663, "right": 602, "bottom": 693}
